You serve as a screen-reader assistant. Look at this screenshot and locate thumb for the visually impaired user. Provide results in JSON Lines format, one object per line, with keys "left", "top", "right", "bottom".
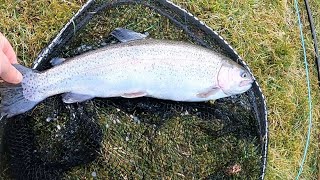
{"left": 0, "top": 52, "right": 23, "bottom": 84}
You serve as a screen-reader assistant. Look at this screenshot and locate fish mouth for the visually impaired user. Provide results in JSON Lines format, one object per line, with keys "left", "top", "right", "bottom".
{"left": 240, "top": 79, "right": 254, "bottom": 87}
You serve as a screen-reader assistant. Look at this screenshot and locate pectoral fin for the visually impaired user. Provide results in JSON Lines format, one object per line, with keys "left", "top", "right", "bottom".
{"left": 196, "top": 87, "right": 220, "bottom": 98}
{"left": 111, "top": 28, "right": 148, "bottom": 43}
{"left": 62, "top": 93, "right": 94, "bottom": 103}
{"left": 121, "top": 92, "right": 147, "bottom": 98}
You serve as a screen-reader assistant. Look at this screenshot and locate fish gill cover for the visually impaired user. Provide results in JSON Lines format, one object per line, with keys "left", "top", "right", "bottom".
{"left": 0, "top": 0, "right": 267, "bottom": 179}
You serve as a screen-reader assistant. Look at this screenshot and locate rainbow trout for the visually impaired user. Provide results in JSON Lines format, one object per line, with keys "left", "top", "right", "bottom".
{"left": 0, "top": 29, "right": 254, "bottom": 118}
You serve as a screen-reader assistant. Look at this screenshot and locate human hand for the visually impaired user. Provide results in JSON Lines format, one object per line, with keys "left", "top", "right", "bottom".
{"left": 0, "top": 32, "right": 22, "bottom": 84}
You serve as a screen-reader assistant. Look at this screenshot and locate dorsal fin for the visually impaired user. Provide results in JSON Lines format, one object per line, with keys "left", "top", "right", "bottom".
{"left": 110, "top": 28, "right": 148, "bottom": 43}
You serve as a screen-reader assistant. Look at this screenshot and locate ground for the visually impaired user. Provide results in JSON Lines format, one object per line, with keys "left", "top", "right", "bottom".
{"left": 0, "top": 0, "right": 319, "bottom": 179}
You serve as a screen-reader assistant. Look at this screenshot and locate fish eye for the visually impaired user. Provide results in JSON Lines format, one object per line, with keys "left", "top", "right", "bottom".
{"left": 241, "top": 72, "right": 248, "bottom": 78}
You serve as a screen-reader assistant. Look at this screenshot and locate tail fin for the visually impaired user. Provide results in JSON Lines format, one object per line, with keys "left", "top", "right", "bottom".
{"left": 0, "top": 64, "right": 40, "bottom": 118}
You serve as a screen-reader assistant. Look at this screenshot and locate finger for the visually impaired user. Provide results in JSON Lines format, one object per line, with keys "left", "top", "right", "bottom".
{"left": 0, "top": 51, "right": 22, "bottom": 84}
{"left": 0, "top": 32, "right": 18, "bottom": 64}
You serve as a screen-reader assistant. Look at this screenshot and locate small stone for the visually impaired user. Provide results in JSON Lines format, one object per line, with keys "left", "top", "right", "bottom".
{"left": 91, "top": 171, "right": 97, "bottom": 177}
{"left": 132, "top": 116, "right": 140, "bottom": 124}
{"left": 181, "top": 110, "right": 189, "bottom": 116}
{"left": 116, "top": 119, "right": 121, "bottom": 124}
{"left": 57, "top": 125, "right": 61, "bottom": 130}
{"left": 46, "top": 117, "right": 53, "bottom": 122}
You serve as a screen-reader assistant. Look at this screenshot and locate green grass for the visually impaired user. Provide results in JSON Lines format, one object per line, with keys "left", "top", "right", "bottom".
{"left": 60, "top": 99, "right": 260, "bottom": 179}
{"left": 0, "top": 0, "right": 320, "bottom": 179}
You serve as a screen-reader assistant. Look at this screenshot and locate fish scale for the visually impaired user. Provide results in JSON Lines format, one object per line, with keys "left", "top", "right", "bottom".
{"left": 0, "top": 39, "right": 253, "bottom": 118}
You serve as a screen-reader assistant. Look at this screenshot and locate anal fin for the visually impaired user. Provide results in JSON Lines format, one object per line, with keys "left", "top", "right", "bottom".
{"left": 121, "top": 92, "right": 147, "bottom": 98}
{"left": 62, "top": 93, "right": 94, "bottom": 103}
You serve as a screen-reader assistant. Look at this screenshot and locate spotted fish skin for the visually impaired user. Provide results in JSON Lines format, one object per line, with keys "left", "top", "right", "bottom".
{"left": 0, "top": 39, "right": 254, "bottom": 118}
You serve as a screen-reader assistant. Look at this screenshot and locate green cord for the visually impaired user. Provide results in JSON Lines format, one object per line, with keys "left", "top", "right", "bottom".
{"left": 294, "top": 0, "right": 313, "bottom": 179}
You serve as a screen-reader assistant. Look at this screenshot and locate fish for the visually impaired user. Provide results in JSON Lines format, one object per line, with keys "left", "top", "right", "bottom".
{"left": 0, "top": 29, "right": 254, "bottom": 118}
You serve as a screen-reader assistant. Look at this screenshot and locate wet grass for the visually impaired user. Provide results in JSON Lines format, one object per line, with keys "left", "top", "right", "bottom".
{"left": 61, "top": 98, "right": 260, "bottom": 179}
{"left": 0, "top": 0, "right": 319, "bottom": 179}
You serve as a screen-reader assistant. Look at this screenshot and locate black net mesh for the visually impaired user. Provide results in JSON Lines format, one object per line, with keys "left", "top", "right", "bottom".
{"left": 0, "top": 0, "right": 268, "bottom": 179}
{"left": 1, "top": 98, "right": 103, "bottom": 180}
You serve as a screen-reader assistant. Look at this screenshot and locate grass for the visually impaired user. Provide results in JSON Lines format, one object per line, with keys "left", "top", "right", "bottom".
{"left": 61, "top": 98, "right": 260, "bottom": 179}
{"left": 0, "top": 0, "right": 319, "bottom": 179}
